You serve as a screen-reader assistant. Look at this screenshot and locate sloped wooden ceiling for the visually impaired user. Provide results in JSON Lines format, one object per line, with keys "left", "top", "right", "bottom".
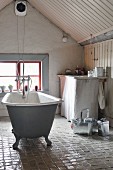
{"left": 28, "top": 0, "right": 113, "bottom": 43}
{"left": 0, "top": 0, "right": 13, "bottom": 10}
{"left": 0, "top": 0, "right": 113, "bottom": 43}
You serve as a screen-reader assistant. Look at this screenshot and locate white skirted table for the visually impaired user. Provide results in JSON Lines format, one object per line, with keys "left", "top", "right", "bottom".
{"left": 58, "top": 75, "right": 107, "bottom": 121}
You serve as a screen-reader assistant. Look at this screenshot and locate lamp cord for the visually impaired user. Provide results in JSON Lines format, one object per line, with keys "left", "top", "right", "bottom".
{"left": 17, "top": 15, "right": 25, "bottom": 55}
{"left": 17, "top": 15, "right": 19, "bottom": 54}
{"left": 23, "top": 16, "right": 25, "bottom": 54}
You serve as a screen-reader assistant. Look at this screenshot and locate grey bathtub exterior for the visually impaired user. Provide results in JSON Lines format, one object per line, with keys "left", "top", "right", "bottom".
{"left": 2, "top": 92, "right": 62, "bottom": 149}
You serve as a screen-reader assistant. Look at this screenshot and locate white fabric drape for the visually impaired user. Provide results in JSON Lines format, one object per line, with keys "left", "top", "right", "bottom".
{"left": 61, "top": 76, "right": 76, "bottom": 121}
{"left": 61, "top": 76, "right": 99, "bottom": 121}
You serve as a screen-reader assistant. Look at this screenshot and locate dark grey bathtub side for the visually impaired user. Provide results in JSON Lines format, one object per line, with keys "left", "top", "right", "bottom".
{"left": 7, "top": 104, "right": 57, "bottom": 138}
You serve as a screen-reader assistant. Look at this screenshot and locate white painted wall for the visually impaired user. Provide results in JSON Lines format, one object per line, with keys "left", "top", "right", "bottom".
{"left": 49, "top": 44, "right": 83, "bottom": 96}
{"left": 0, "top": 2, "right": 83, "bottom": 116}
{"left": 0, "top": 2, "right": 83, "bottom": 95}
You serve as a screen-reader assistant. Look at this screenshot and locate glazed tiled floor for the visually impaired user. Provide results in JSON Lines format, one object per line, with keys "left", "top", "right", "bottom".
{"left": 0, "top": 115, "right": 113, "bottom": 170}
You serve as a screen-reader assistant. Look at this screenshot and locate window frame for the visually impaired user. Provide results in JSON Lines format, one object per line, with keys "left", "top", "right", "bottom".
{"left": 0, "top": 61, "right": 41, "bottom": 91}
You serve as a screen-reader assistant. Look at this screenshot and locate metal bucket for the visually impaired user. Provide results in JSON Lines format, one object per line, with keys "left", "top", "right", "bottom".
{"left": 98, "top": 120, "right": 109, "bottom": 136}
{"left": 71, "top": 118, "right": 94, "bottom": 135}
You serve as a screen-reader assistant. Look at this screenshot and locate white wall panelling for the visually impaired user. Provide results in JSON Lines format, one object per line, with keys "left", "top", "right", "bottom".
{"left": 84, "top": 39, "right": 113, "bottom": 76}
{"left": 84, "top": 39, "right": 113, "bottom": 127}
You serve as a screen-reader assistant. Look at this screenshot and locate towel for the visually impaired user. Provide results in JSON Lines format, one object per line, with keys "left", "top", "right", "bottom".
{"left": 98, "top": 82, "right": 105, "bottom": 110}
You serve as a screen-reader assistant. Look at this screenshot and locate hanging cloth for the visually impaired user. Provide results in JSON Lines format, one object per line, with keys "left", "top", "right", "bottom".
{"left": 98, "top": 82, "right": 105, "bottom": 110}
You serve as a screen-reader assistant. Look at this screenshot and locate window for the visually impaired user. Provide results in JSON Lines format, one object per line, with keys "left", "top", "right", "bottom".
{"left": 0, "top": 61, "right": 41, "bottom": 91}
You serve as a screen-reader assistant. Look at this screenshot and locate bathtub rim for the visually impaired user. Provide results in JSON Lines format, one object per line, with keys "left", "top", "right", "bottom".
{"left": 1, "top": 91, "right": 62, "bottom": 106}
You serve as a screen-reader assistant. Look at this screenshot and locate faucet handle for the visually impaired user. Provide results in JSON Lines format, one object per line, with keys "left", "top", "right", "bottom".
{"left": 86, "top": 109, "right": 89, "bottom": 118}
{"left": 81, "top": 108, "right": 90, "bottom": 118}
{"left": 28, "top": 75, "right": 31, "bottom": 80}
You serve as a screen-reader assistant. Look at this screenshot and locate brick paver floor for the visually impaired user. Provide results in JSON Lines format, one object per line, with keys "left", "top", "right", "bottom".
{"left": 0, "top": 115, "right": 113, "bottom": 170}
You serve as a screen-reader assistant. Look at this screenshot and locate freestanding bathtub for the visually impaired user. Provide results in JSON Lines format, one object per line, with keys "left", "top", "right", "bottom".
{"left": 2, "top": 91, "right": 62, "bottom": 150}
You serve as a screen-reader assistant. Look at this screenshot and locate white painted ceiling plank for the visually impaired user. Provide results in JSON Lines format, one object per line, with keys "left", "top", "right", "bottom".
{"left": 47, "top": 0, "right": 96, "bottom": 37}
{"left": 92, "top": 0, "right": 113, "bottom": 22}
{"left": 94, "top": 0, "right": 113, "bottom": 16}
{"left": 28, "top": 0, "right": 80, "bottom": 41}
{"left": 101, "top": 0, "right": 113, "bottom": 11}
{"left": 108, "top": 0, "right": 113, "bottom": 5}
{"left": 79, "top": 0, "right": 111, "bottom": 28}
{"left": 71, "top": 0, "right": 107, "bottom": 30}
{"left": 64, "top": 0, "right": 102, "bottom": 31}
{"left": 85, "top": 0, "right": 113, "bottom": 25}
{"left": 0, "top": 0, "right": 112, "bottom": 43}
{"left": 43, "top": 0, "right": 86, "bottom": 40}
{"left": 64, "top": 0, "right": 103, "bottom": 31}
{"left": 40, "top": 1, "right": 80, "bottom": 37}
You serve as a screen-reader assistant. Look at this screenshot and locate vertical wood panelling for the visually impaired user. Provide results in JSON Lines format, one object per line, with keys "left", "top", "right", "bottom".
{"left": 84, "top": 46, "right": 89, "bottom": 69}
{"left": 89, "top": 46, "right": 93, "bottom": 68}
{"left": 108, "top": 41, "right": 111, "bottom": 67}
{"left": 90, "top": 45, "right": 94, "bottom": 69}
{"left": 84, "top": 47, "right": 87, "bottom": 68}
{"left": 92, "top": 45, "right": 95, "bottom": 69}
{"left": 84, "top": 45, "right": 94, "bottom": 70}
{"left": 87, "top": 46, "right": 90, "bottom": 69}
{"left": 84, "top": 46, "right": 87, "bottom": 69}
{"left": 98, "top": 43, "right": 100, "bottom": 67}
{"left": 102, "top": 42, "right": 105, "bottom": 68}
{"left": 104, "top": 41, "right": 107, "bottom": 69}
{"left": 84, "top": 39, "right": 113, "bottom": 77}
{"left": 86, "top": 46, "right": 89, "bottom": 69}
{"left": 94, "top": 45, "right": 96, "bottom": 68}
{"left": 94, "top": 43, "right": 99, "bottom": 67}
{"left": 99, "top": 43, "right": 102, "bottom": 67}
{"left": 111, "top": 40, "right": 113, "bottom": 78}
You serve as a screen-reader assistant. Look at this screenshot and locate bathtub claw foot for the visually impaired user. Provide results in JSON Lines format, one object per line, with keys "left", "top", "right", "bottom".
{"left": 45, "top": 137, "right": 52, "bottom": 146}
{"left": 13, "top": 142, "right": 19, "bottom": 150}
{"left": 13, "top": 137, "right": 20, "bottom": 150}
{"left": 12, "top": 130, "right": 20, "bottom": 150}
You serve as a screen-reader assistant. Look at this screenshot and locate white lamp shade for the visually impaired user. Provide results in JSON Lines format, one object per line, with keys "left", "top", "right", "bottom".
{"left": 62, "top": 36, "right": 68, "bottom": 43}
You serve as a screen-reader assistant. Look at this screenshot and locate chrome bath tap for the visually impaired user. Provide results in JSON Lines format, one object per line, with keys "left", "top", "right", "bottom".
{"left": 15, "top": 59, "right": 31, "bottom": 98}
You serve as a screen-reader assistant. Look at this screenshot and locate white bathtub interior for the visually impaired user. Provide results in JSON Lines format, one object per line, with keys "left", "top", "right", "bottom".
{"left": 2, "top": 91, "right": 61, "bottom": 105}
{"left": 6, "top": 92, "right": 40, "bottom": 104}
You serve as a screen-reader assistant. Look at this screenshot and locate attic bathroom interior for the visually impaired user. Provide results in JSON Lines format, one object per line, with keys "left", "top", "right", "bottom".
{"left": 0, "top": 0, "right": 113, "bottom": 170}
